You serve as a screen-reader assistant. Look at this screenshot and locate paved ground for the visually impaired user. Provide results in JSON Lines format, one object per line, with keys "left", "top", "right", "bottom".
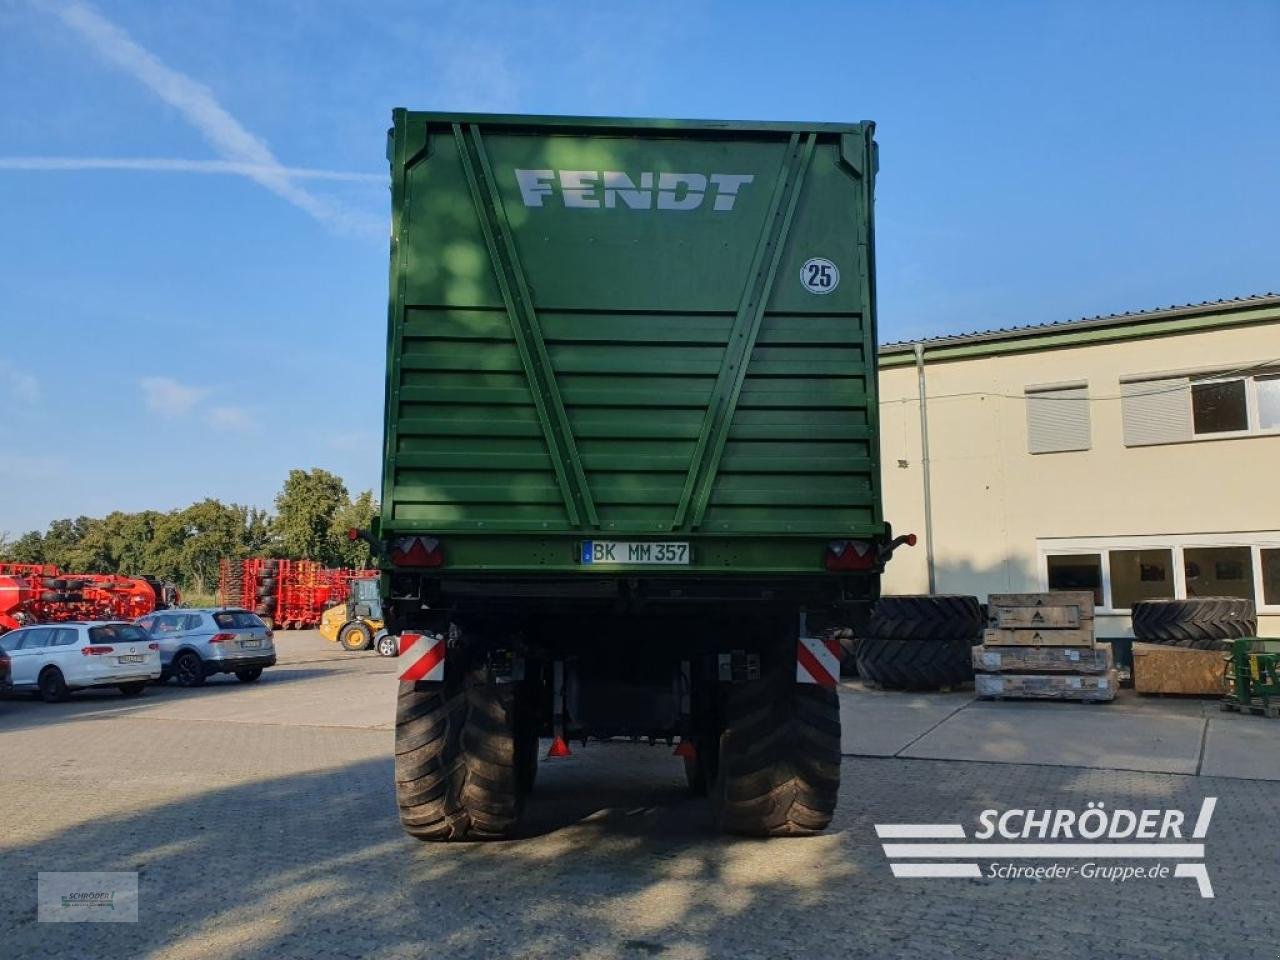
{"left": 1, "top": 631, "right": 1278, "bottom": 959}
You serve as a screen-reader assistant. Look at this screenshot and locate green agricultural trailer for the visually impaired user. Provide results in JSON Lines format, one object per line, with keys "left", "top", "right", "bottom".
{"left": 376, "top": 110, "right": 911, "bottom": 840}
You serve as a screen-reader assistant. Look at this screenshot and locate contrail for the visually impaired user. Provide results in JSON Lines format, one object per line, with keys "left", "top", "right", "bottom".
{"left": 0, "top": 157, "right": 385, "bottom": 182}
{"left": 33, "top": 0, "right": 382, "bottom": 233}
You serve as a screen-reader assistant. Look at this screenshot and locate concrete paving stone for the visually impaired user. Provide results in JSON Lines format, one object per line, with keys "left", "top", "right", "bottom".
{"left": 838, "top": 680, "right": 971, "bottom": 756}
{"left": 896, "top": 696, "right": 1207, "bottom": 774}
{"left": 1199, "top": 711, "right": 1280, "bottom": 780}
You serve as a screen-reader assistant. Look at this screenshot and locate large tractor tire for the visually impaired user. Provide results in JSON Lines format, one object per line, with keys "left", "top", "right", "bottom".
{"left": 395, "top": 657, "right": 528, "bottom": 841}
{"left": 855, "top": 636, "right": 974, "bottom": 689}
{"left": 866, "top": 595, "right": 984, "bottom": 642}
{"left": 1131, "top": 598, "right": 1256, "bottom": 649}
{"left": 713, "top": 641, "right": 841, "bottom": 837}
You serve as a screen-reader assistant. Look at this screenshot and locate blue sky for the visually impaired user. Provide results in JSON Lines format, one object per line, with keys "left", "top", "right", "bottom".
{"left": 1, "top": 0, "right": 1277, "bottom": 534}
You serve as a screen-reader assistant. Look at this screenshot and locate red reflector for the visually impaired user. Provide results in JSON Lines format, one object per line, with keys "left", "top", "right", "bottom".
{"left": 209, "top": 633, "right": 234, "bottom": 644}
{"left": 391, "top": 535, "right": 444, "bottom": 567}
{"left": 81, "top": 646, "right": 114, "bottom": 656}
{"left": 826, "top": 540, "right": 876, "bottom": 571}
{"left": 905, "top": 533, "right": 918, "bottom": 547}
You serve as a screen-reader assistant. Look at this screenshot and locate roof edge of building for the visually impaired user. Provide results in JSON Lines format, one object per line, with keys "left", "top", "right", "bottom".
{"left": 880, "top": 293, "right": 1280, "bottom": 366}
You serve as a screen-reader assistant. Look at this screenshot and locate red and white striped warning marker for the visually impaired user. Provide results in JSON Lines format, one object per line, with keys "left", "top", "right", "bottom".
{"left": 398, "top": 632, "right": 445, "bottom": 682}
{"left": 796, "top": 635, "right": 841, "bottom": 688}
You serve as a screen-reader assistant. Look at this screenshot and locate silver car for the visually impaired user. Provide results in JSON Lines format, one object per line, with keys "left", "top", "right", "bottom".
{"left": 0, "top": 621, "right": 162, "bottom": 701}
{"left": 137, "top": 608, "right": 276, "bottom": 687}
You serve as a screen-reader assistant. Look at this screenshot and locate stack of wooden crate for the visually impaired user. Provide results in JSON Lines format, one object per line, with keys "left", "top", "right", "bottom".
{"left": 973, "top": 591, "right": 1116, "bottom": 703}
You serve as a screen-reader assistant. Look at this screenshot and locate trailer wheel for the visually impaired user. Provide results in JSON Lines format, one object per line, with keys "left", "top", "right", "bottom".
{"left": 854, "top": 636, "right": 973, "bottom": 690}
{"left": 395, "top": 657, "right": 525, "bottom": 841}
{"left": 339, "top": 621, "right": 374, "bottom": 652}
{"left": 713, "top": 641, "right": 841, "bottom": 837}
{"left": 1131, "top": 598, "right": 1256, "bottom": 646}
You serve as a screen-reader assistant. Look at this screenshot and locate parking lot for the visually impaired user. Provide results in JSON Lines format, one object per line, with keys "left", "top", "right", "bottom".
{"left": 2, "top": 631, "right": 1278, "bottom": 960}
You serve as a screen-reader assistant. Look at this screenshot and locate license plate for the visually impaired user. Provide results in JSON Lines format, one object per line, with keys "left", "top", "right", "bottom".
{"left": 118, "top": 655, "right": 144, "bottom": 663}
{"left": 580, "top": 541, "right": 690, "bottom": 566}
{"left": 240, "top": 639, "right": 261, "bottom": 649}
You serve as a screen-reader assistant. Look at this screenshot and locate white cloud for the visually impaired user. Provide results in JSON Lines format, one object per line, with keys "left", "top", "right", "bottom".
{"left": 0, "top": 156, "right": 384, "bottom": 182}
{"left": 139, "top": 376, "right": 207, "bottom": 417}
{"left": 35, "top": 0, "right": 381, "bottom": 234}
{"left": 0, "top": 359, "right": 40, "bottom": 403}
{"left": 205, "top": 405, "right": 254, "bottom": 433}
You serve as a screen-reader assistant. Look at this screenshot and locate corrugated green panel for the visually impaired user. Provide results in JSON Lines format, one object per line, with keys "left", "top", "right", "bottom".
{"left": 383, "top": 111, "right": 884, "bottom": 553}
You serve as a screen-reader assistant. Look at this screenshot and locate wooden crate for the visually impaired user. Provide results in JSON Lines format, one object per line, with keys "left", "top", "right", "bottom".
{"left": 973, "top": 642, "right": 1113, "bottom": 674}
{"left": 984, "top": 591, "right": 1095, "bottom": 648}
{"left": 975, "top": 669, "right": 1117, "bottom": 702}
{"left": 1132, "top": 642, "right": 1228, "bottom": 696}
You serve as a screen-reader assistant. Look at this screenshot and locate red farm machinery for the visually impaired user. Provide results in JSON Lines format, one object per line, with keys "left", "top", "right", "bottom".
{"left": 218, "top": 559, "right": 377, "bottom": 630}
{"left": 0, "top": 563, "right": 172, "bottom": 634}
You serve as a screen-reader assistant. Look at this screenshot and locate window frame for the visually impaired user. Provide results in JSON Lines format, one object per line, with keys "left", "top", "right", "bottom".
{"left": 1039, "top": 532, "right": 1280, "bottom": 615}
{"left": 1121, "top": 368, "right": 1280, "bottom": 446}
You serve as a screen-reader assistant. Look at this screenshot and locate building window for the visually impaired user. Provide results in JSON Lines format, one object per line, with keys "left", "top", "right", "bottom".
{"left": 1263, "top": 549, "right": 1280, "bottom": 607}
{"left": 1191, "top": 379, "right": 1248, "bottom": 435}
{"left": 1256, "top": 375, "right": 1280, "bottom": 430}
{"left": 1042, "top": 538, "right": 1280, "bottom": 613}
{"left": 1109, "top": 548, "right": 1175, "bottom": 608}
{"left": 1025, "top": 383, "right": 1090, "bottom": 454}
{"left": 1183, "top": 545, "right": 1254, "bottom": 600}
{"left": 1123, "top": 370, "right": 1280, "bottom": 445}
{"left": 1046, "top": 553, "right": 1103, "bottom": 606}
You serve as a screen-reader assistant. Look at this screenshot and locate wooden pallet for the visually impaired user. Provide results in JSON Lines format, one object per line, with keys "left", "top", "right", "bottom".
{"left": 984, "top": 591, "right": 1095, "bottom": 648}
{"left": 975, "top": 669, "right": 1117, "bottom": 702}
{"left": 974, "top": 643, "right": 1113, "bottom": 674}
{"left": 1220, "top": 700, "right": 1280, "bottom": 718}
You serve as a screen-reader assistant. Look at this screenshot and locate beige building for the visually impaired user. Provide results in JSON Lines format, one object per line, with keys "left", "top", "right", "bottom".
{"left": 878, "top": 293, "right": 1280, "bottom": 638}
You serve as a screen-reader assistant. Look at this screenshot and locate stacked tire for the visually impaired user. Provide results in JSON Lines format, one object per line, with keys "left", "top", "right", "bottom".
{"left": 255, "top": 560, "right": 279, "bottom": 627}
{"left": 855, "top": 595, "right": 983, "bottom": 690}
{"left": 1131, "top": 597, "right": 1256, "bottom": 651}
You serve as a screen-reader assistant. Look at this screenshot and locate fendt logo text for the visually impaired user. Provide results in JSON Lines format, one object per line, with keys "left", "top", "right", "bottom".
{"left": 876, "top": 797, "right": 1217, "bottom": 898}
{"left": 514, "top": 169, "right": 754, "bottom": 211}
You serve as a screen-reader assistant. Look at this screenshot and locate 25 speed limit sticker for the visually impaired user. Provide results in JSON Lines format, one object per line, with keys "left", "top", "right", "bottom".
{"left": 800, "top": 257, "right": 840, "bottom": 294}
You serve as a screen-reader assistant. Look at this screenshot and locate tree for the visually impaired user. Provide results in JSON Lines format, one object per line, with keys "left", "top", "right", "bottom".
{"left": 272, "top": 468, "right": 350, "bottom": 565}
{"left": 330, "top": 490, "right": 379, "bottom": 568}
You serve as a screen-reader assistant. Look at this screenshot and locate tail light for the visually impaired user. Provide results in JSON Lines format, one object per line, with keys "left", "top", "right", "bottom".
{"left": 148, "top": 643, "right": 160, "bottom": 651}
{"left": 81, "top": 646, "right": 114, "bottom": 656}
{"left": 825, "top": 540, "right": 877, "bottom": 571}
{"left": 391, "top": 535, "right": 444, "bottom": 568}
{"left": 209, "top": 633, "right": 234, "bottom": 644}
{"left": 265, "top": 629, "right": 273, "bottom": 641}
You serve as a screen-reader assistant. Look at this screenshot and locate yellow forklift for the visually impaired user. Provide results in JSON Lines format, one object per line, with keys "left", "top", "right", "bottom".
{"left": 319, "top": 576, "right": 397, "bottom": 656}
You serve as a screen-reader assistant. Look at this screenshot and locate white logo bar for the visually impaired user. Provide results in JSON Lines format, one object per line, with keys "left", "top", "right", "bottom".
{"left": 875, "top": 824, "right": 966, "bottom": 839}
{"left": 891, "top": 863, "right": 982, "bottom": 879}
{"left": 883, "top": 842, "right": 1204, "bottom": 859}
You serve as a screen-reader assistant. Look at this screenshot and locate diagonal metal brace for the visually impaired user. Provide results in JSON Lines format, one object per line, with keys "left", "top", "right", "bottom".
{"left": 671, "top": 132, "right": 817, "bottom": 530}
{"left": 453, "top": 123, "right": 598, "bottom": 529}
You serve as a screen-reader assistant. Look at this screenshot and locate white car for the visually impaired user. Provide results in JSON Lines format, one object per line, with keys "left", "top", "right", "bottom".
{"left": 0, "top": 621, "right": 162, "bottom": 702}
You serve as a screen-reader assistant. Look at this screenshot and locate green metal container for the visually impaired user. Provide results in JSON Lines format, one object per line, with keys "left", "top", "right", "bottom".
{"left": 381, "top": 111, "right": 884, "bottom": 575}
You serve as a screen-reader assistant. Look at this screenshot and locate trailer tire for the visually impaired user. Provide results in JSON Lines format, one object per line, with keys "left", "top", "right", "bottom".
{"left": 1131, "top": 598, "right": 1256, "bottom": 645}
{"left": 855, "top": 636, "right": 974, "bottom": 690}
{"left": 865, "top": 595, "right": 983, "bottom": 643}
{"left": 713, "top": 644, "right": 841, "bottom": 837}
{"left": 395, "top": 658, "right": 525, "bottom": 841}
